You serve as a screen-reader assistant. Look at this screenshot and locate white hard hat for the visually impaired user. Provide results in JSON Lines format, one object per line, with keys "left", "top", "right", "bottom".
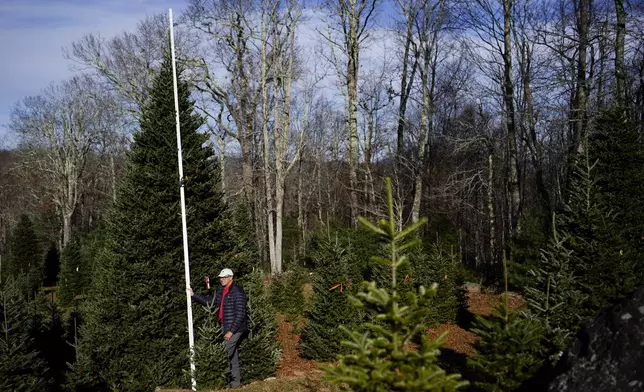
{"left": 217, "top": 268, "right": 234, "bottom": 277}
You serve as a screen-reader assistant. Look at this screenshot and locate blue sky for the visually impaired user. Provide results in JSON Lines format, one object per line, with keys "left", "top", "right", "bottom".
{"left": 0, "top": 0, "right": 187, "bottom": 147}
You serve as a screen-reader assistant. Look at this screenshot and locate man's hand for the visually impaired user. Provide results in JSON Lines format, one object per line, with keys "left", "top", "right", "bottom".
{"left": 224, "top": 331, "right": 233, "bottom": 340}
{"left": 188, "top": 287, "right": 194, "bottom": 296}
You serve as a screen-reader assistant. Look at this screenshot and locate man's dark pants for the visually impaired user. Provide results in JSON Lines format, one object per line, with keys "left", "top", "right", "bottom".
{"left": 224, "top": 332, "right": 244, "bottom": 388}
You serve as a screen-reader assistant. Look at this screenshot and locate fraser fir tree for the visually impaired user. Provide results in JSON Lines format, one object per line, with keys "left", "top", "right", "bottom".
{"left": 7, "top": 214, "right": 43, "bottom": 294}
{"left": 43, "top": 244, "right": 59, "bottom": 287}
{"left": 323, "top": 178, "right": 467, "bottom": 391}
{"left": 559, "top": 140, "right": 627, "bottom": 313}
{"left": 56, "top": 237, "right": 90, "bottom": 308}
{"left": 300, "top": 235, "right": 362, "bottom": 361}
{"left": 226, "top": 202, "right": 258, "bottom": 277}
{"left": 30, "top": 299, "right": 70, "bottom": 392}
{"left": 0, "top": 276, "right": 51, "bottom": 391}
{"left": 269, "top": 265, "right": 308, "bottom": 319}
{"left": 523, "top": 219, "right": 587, "bottom": 354}
{"left": 72, "top": 50, "right": 246, "bottom": 391}
{"left": 193, "top": 304, "right": 227, "bottom": 389}
{"left": 238, "top": 269, "right": 281, "bottom": 383}
{"left": 468, "top": 258, "right": 546, "bottom": 392}
{"left": 410, "top": 241, "right": 465, "bottom": 327}
{"left": 590, "top": 108, "right": 644, "bottom": 288}
{"left": 520, "top": 137, "right": 629, "bottom": 372}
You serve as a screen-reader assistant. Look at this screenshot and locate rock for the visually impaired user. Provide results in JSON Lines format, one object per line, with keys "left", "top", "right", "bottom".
{"left": 462, "top": 282, "right": 481, "bottom": 293}
{"left": 547, "top": 286, "right": 644, "bottom": 392}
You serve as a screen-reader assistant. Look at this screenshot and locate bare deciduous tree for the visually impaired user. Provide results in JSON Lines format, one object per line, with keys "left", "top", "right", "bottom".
{"left": 319, "top": 0, "right": 380, "bottom": 225}
{"left": 10, "top": 76, "right": 115, "bottom": 248}
{"left": 64, "top": 13, "right": 187, "bottom": 117}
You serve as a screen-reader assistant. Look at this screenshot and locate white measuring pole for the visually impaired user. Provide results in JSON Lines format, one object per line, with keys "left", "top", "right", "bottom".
{"left": 169, "top": 8, "right": 197, "bottom": 391}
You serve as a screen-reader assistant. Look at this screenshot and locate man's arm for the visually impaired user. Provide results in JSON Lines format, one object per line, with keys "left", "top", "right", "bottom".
{"left": 191, "top": 286, "right": 222, "bottom": 309}
{"left": 191, "top": 292, "right": 215, "bottom": 307}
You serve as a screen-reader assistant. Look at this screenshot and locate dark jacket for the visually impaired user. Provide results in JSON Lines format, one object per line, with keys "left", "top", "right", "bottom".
{"left": 193, "top": 283, "right": 248, "bottom": 334}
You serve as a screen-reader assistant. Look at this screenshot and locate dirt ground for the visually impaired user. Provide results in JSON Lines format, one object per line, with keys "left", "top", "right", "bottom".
{"left": 275, "top": 287, "right": 525, "bottom": 377}
{"left": 275, "top": 314, "right": 324, "bottom": 379}
{"left": 425, "top": 289, "right": 525, "bottom": 355}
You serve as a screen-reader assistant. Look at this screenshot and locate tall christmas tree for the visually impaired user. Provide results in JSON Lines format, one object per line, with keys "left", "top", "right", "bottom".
{"left": 71, "top": 49, "right": 247, "bottom": 391}
{"left": 519, "top": 134, "right": 632, "bottom": 377}
{"left": 6, "top": 214, "right": 43, "bottom": 294}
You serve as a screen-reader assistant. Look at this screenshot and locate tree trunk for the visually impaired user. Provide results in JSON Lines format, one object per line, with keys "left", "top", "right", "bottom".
{"left": 412, "top": 0, "right": 444, "bottom": 223}
{"left": 216, "top": 134, "right": 227, "bottom": 202}
{"left": 412, "top": 43, "right": 430, "bottom": 224}
{"left": 347, "top": 15, "right": 360, "bottom": 226}
{"left": 364, "top": 110, "right": 374, "bottom": 216}
{"left": 488, "top": 151, "right": 496, "bottom": 264}
{"left": 110, "top": 154, "right": 117, "bottom": 203}
{"left": 513, "top": 10, "right": 550, "bottom": 216}
{"left": 503, "top": 0, "right": 520, "bottom": 236}
{"left": 614, "top": 0, "right": 627, "bottom": 109}
{"left": 259, "top": 12, "right": 277, "bottom": 273}
{"left": 277, "top": 4, "right": 300, "bottom": 273}
{"left": 62, "top": 211, "right": 73, "bottom": 249}
{"left": 596, "top": 31, "right": 606, "bottom": 109}
{"left": 298, "top": 152, "right": 305, "bottom": 255}
{"left": 396, "top": 1, "right": 419, "bottom": 168}
{"left": 572, "top": 0, "right": 589, "bottom": 155}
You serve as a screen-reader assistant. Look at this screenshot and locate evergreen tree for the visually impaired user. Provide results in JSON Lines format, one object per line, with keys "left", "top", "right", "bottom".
{"left": 591, "top": 108, "right": 644, "bottom": 287}
{"left": 467, "top": 259, "right": 546, "bottom": 392}
{"left": 31, "top": 299, "right": 71, "bottom": 392}
{"left": 43, "top": 244, "right": 59, "bottom": 287}
{"left": 239, "top": 269, "right": 281, "bottom": 383}
{"left": 519, "top": 134, "right": 633, "bottom": 376}
{"left": 269, "top": 265, "right": 308, "bottom": 319}
{"left": 523, "top": 220, "right": 587, "bottom": 354}
{"left": 410, "top": 241, "right": 465, "bottom": 327}
{"left": 56, "top": 237, "right": 89, "bottom": 308}
{"left": 0, "top": 276, "right": 51, "bottom": 391}
{"left": 7, "top": 214, "right": 43, "bottom": 294}
{"left": 559, "top": 141, "right": 628, "bottom": 312}
{"left": 323, "top": 178, "right": 467, "bottom": 391}
{"left": 330, "top": 226, "right": 384, "bottom": 281}
{"left": 507, "top": 214, "right": 549, "bottom": 291}
{"left": 193, "top": 303, "right": 227, "bottom": 389}
{"left": 72, "top": 50, "right": 247, "bottom": 391}
{"left": 300, "top": 235, "right": 362, "bottom": 361}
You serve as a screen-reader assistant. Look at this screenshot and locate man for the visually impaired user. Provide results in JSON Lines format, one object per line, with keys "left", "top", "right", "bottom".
{"left": 190, "top": 268, "right": 247, "bottom": 389}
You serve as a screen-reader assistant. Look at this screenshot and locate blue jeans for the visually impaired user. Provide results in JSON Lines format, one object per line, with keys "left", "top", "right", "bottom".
{"left": 224, "top": 332, "right": 244, "bottom": 387}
